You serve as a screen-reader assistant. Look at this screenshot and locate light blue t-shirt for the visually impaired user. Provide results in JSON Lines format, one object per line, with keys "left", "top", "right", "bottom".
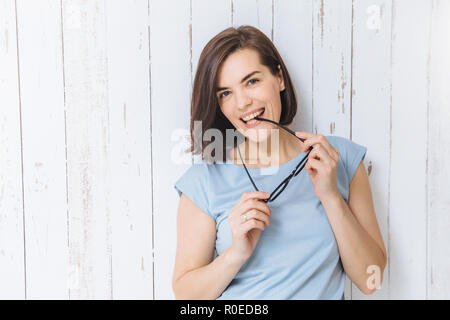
{"left": 174, "top": 135, "right": 367, "bottom": 300}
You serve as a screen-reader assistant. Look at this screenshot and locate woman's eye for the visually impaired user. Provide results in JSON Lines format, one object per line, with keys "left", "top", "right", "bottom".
{"left": 219, "top": 80, "right": 258, "bottom": 99}
{"left": 219, "top": 91, "right": 230, "bottom": 99}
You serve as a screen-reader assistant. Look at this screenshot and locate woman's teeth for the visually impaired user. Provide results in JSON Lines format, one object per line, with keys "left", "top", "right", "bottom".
{"left": 242, "top": 109, "right": 264, "bottom": 123}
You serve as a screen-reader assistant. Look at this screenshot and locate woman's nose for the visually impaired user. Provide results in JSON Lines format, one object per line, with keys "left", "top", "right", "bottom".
{"left": 235, "top": 90, "right": 252, "bottom": 109}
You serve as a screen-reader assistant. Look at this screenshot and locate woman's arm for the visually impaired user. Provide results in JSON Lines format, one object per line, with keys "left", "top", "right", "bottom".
{"left": 172, "top": 194, "right": 245, "bottom": 299}
{"left": 321, "top": 161, "right": 387, "bottom": 295}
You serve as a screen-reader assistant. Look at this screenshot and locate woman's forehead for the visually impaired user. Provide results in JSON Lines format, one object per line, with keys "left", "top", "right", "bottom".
{"left": 217, "top": 49, "right": 266, "bottom": 86}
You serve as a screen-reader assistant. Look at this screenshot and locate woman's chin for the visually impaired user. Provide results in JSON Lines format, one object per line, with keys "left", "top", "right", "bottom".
{"left": 243, "top": 127, "right": 272, "bottom": 143}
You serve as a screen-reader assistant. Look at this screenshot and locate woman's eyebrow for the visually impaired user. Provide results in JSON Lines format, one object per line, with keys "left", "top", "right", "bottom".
{"left": 216, "top": 70, "right": 261, "bottom": 92}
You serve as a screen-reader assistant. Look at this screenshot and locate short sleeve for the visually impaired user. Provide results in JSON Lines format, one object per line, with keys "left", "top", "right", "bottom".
{"left": 330, "top": 135, "right": 367, "bottom": 183}
{"left": 174, "top": 163, "right": 215, "bottom": 221}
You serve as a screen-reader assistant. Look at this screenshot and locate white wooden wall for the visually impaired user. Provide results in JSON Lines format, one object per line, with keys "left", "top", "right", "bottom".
{"left": 0, "top": 0, "right": 449, "bottom": 300}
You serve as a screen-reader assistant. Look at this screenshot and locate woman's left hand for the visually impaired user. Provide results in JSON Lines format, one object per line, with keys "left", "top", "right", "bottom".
{"left": 295, "top": 132, "right": 340, "bottom": 202}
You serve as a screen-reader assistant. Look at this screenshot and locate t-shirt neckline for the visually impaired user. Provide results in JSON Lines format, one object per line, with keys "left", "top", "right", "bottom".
{"left": 224, "top": 148, "right": 306, "bottom": 174}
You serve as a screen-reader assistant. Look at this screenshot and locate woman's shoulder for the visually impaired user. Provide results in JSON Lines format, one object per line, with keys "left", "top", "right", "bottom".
{"left": 325, "top": 134, "right": 346, "bottom": 147}
{"left": 174, "top": 160, "right": 215, "bottom": 219}
{"left": 176, "top": 158, "right": 228, "bottom": 185}
{"left": 177, "top": 159, "right": 209, "bottom": 180}
{"left": 325, "top": 135, "right": 366, "bottom": 156}
{"left": 326, "top": 134, "right": 367, "bottom": 181}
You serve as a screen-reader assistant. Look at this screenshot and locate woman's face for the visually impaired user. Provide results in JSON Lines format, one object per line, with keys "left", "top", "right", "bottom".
{"left": 216, "top": 48, "right": 285, "bottom": 143}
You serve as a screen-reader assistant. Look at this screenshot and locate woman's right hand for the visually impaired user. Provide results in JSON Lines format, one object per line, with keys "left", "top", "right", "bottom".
{"left": 228, "top": 191, "right": 272, "bottom": 262}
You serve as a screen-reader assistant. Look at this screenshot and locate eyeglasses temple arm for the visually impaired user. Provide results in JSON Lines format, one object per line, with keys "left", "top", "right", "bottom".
{"left": 254, "top": 117, "right": 313, "bottom": 151}
{"left": 236, "top": 143, "right": 260, "bottom": 192}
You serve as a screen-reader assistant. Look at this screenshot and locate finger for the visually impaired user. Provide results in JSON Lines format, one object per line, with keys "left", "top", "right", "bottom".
{"left": 305, "top": 157, "right": 326, "bottom": 172}
{"left": 230, "top": 192, "right": 270, "bottom": 224}
{"left": 298, "top": 134, "right": 338, "bottom": 161}
{"left": 241, "top": 198, "right": 272, "bottom": 216}
{"left": 299, "top": 134, "right": 326, "bottom": 151}
{"left": 295, "top": 131, "right": 316, "bottom": 151}
{"left": 295, "top": 131, "right": 314, "bottom": 140}
{"left": 309, "top": 145, "right": 332, "bottom": 166}
{"left": 239, "top": 191, "right": 271, "bottom": 205}
{"left": 295, "top": 131, "right": 313, "bottom": 148}
{"left": 241, "top": 209, "right": 270, "bottom": 227}
{"left": 240, "top": 219, "right": 266, "bottom": 234}
{"left": 313, "top": 136, "right": 337, "bottom": 161}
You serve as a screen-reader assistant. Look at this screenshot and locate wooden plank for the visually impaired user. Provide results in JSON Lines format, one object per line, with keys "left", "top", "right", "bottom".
{"left": 15, "top": 0, "right": 69, "bottom": 299}
{"left": 191, "top": 0, "right": 232, "bottom": 82}
{"left": 428, "top": 0, "right": 450, "bottom": 299}
{"left": 350, "top": 0, "right": 391, "bottom": 300}
{"left": 105, "top": 0, "right": 153, "bottom": 299}
{"left": 150, "top": 0, "right": 192, "bottom": 299}
{"left": 312, "top": 0, "right": 353, "bottom": 299}
{"left": 274, "top": 0, "right": 313, "bottom": 137}
{"left": 389, "top": 0, "right": 431, "bottom": 299}
{"left": 312, "top": 0, "right": 352, "bottom": 137}
{"left": 61, "top": 0, "right": 112, "bottom": 299}
{"left": 232, "top": 0, "right": 272, "bottom": 39}
{"left": 0, "top": 0, "right": 25, "bottom": 299}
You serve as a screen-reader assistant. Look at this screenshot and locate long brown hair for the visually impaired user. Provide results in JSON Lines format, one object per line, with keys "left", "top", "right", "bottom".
{"left": 189, "top": 25, "right": 297, "bottom": 164}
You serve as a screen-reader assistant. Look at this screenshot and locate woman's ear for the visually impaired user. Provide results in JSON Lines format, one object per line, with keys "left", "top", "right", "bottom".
{"left": 278, "top": 65, "right": 285, "bottom": 92}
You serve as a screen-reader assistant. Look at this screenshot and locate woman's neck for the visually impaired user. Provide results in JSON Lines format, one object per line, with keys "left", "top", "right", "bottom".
{"left": 231, "top": 128, "right": 302, "bottom": 168}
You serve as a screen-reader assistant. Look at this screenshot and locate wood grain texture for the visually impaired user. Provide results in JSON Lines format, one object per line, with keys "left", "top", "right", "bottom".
{"left": 62, "top": 0, "right": 112, "bottom": 299}
{"left": 15, "top": 0, "right": 69, "bottom": 299}
{"left": 312, "top": 0, "right": 352, "bottom": 138}
{"left": 105, "top": 0, "right": 153, "bottom": 299}
{"left": 150, "top": 0, "right": 192, "bottom": 299}
{"left": 389, "top": 0, "right": 430, "bottom": 299}
{"left": 232, "top": 0, "right": 272, "bottom": 39}
{"left": 351, "top": 0, "right": 391, "bottom": 300}
{"left": 428, "top": 0, "right": 450, "bottom": 299}
{"left": 191, "top": 0, "right": 232, "bottom": 80}
{"left": 0, "top": 0, "right": 25, "bottom": 299}
{"left": 274, "top": 0, "right": 313, "bottom": 136}
{"left": 312, "top": 0, "right": 353, "bottom": 299}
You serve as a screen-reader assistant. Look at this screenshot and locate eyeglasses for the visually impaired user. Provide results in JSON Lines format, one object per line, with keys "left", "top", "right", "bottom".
{"left": 237, "top": 117, "right": 313, "bottom": 203}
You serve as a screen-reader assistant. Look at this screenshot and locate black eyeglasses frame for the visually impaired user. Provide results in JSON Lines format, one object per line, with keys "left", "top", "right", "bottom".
{"left": 236, "top": 117, "right": 313, "bottom": 203}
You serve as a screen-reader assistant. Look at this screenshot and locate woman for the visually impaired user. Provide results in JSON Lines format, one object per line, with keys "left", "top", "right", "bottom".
{"left": 173, "top": 25, "right": 386, "bottom": 300}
